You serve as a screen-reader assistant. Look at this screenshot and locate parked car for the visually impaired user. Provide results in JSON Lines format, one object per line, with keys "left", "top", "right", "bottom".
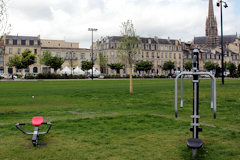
{"left": 0, "top": 73, "right": 8, "bottom": 79}
{"left": 167, "top": 73, "right": 176, "bottom": 78}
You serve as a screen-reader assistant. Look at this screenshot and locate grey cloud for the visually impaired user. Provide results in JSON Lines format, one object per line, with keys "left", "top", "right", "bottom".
{"left": 87, "top": 0, "right": 105, "bottom": 12}
{"left": 51, "top": 0, "right": 81, "bottom": 15}
{"left": 10, "top": 1, "right": 53, "bottom": 21}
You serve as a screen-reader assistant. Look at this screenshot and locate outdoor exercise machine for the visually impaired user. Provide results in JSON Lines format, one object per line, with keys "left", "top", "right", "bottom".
{"left": 16, "top": 116, "right": 52, "bottom": 147}
{"left": 174, "top": 49, "right": 217, "bottom": 157}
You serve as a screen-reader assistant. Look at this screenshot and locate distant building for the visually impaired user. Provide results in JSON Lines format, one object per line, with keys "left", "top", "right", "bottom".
{"left": 94, "top": 36, "right": 183, "bottom": 75}
{"left": 0, "top": 34, "right": 91, "bottom": 75}
{"left": 1, "top": 34, "right": 41, "bottom": 74}
{"left": 183, "top": 45, "right": 240, "bottom": 71}
{"left": 40, "top": 39, "right": 91, "bottom": 73}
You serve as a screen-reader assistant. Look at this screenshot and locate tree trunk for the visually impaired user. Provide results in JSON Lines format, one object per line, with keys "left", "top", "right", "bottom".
{"left": 130, "top": 67, "right": 133, "bottom": 94}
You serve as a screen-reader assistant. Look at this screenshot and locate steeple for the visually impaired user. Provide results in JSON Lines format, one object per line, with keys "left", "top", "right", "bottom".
{"left": 206, "top": 0, "right": 219, "bottom": 48}
{"left": 208, "top": 0, "right": 214, "bottom": 18}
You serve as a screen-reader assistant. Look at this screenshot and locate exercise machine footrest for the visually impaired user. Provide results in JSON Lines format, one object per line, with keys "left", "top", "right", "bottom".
{"left": 187, "top": 138, "right": 203, "bottom": 149}
{"left": 190, "top": 127, "right": 202, "bottom": 132}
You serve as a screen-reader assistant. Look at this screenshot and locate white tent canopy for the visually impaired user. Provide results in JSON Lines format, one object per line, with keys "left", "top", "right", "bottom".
{"left": 88, "top": 67, "right": 101, "bottom": 76}
{"left": 73, "top": 66, "right": 85, "bottom": 75}
{"left": 60, "top": 66, "right": 71, "bottom": 75}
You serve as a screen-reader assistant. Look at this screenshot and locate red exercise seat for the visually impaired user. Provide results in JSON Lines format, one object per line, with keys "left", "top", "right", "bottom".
{"left": 32, "top": 117, "right": 44, "bottom": 126}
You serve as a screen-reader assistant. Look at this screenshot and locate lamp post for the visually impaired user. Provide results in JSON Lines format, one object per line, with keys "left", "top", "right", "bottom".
{"left": 88, "top": 28, "right": 98, "bottom": 80}
{"left": 217, "top": 0, "right": 228, "bottom": 85}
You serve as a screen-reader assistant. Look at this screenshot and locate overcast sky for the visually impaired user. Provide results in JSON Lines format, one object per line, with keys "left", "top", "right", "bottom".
{"left": 7, "top": 0, "right": 240, "bottom": 48}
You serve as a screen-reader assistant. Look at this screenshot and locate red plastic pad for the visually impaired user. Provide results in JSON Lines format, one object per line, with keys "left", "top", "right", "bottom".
{"left": 32, "top": 117, "right": 44, "bottom": 126}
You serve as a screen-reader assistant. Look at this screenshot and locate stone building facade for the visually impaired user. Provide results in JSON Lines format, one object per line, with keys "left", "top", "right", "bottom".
{"left": 0, "top": 34, "right": 41, "bottom": 74}
{"left": 183, "top": 46, "right": 240, "bottom": 71}
{"left": 41, "top": 40, "right": 91, "bottom": 73}
{"left": 93, "top": 36, "right": 183, "bottom": 75}
{"left": 0, "top": 34, "right": 91, "bottom": 75}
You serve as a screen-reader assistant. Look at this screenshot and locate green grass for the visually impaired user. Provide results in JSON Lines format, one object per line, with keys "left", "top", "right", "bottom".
{"left": 0, "top": 79, "right": 239, "bottom": 159}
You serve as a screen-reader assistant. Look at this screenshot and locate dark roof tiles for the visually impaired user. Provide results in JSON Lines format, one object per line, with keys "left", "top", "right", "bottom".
{"left": 105, "top": 36, "right": 179, "bottom": 45}
{"left": 6, "top": 35, "right": 39, "bottom": 40}
{"left": 194, "top": 35, "right": 237, "bottom": 45}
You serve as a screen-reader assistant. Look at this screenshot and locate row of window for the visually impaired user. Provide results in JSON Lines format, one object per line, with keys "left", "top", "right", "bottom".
{"left": 64, "top": 52, "right": 86, "bottom": 59}
{"left": 103, "top": 43, "right": 182, "bottom": 51}
{"left": 143, "top": 44, "right": 181, "bottom": 51}
{"left": 6, "top": 39, "right": 39, "bottom": 46}
{"left": 144, "top": 52, "right": 182, "bottom": 59}
{"left": 108, "top": 52, "right": 182, "bottom": 59}
{"left": 8, "top": 48, "right": 38, "bottom": 54}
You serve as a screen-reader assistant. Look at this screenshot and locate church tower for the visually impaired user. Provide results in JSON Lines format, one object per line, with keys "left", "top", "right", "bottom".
{"left": 205, "top": 0, "right": 219, "bottom": 48}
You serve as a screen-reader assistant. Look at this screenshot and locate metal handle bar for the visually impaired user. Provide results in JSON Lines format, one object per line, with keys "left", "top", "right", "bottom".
{"left": 16, "top": 123, "right": 32, "bottom": 135}
{"left": 16, "top": 122, "right": 52, "bottom": 135}
{"left": 180, "top": 75, "right": 214, "bottom": 109}
{"left": 39, "top": 122, "right": 52, "bottom": 134}
{"left": 175, "top": 72, "right": 216, "bottom": 119}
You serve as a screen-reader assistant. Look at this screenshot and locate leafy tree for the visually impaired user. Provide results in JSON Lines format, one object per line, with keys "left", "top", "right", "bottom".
{"left": 135, "top": 61, "right": 153, "bottom": 75}
{"left": 184, "top": 61, "right": 192, "bottom": 71}
{"left": 21, "top": 49, "right": 36, "bottom": 68}
{"left": 7, "top": 49, "right": 36, "bottom": 70}
{"left": 81, "top": 60, "right": 93, "bottom": 72}
{"left": 108, "top": 63, "right": 124, "bottom": 75}
{"left": 163, "top": 61, "right": 175, "bottom": 73}
{"left": 143, "top": 61, "right": 153, "bottom": 74}
{"left": 40, "top": 50, "right": 64, "bottom": 73}
{"left": 40, "top": 50, "right": 52, "bottom": 66}
{"left": 118, "top": 20, "right": 141, "bottom": 94}
{"left": 49, "top": 57, "right": 64, "bottom": 73}
{"left": 6, "top": 54, "right": 22, "bottom": 69}
{"left": 135, "top": 61, "right": 145, "bottom": 73}
{"left": 97, "top": 52, "right": 108, "bottom": 73}
{"left": 204, "top": 61, "right": 217, "bottom": 71}
{"left": 226, "top": 62, "right": 237, "bottom": 77}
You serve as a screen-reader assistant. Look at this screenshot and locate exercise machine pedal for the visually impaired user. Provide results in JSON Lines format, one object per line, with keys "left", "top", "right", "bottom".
{"left": 187, "top": 138, "right": 203, "bottom": 149}
{"left": 190, "top": 127, "right": 202, "bottom": 132}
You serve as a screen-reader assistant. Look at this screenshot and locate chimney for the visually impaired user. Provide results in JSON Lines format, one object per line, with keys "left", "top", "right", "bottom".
{"left": 148, "top": 38, "right": 151, "bottom": 44}
{"left": 154, "top": 36, "right": 158, "bottom": 42}
{"left": 168, "top": 37, "right": 170, "bottom": 42}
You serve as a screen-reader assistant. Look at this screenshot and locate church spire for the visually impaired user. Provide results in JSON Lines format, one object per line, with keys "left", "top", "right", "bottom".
{"left": 206, "top": 0, "right": 219, "bottom": 48}
{"left": 208, "top": 0, "right": 214, "bottom": 18}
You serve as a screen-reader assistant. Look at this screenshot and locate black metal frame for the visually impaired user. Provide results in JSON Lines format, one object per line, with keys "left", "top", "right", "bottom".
{"left": 16, "top": 122, "right": 52, "bottom": 147}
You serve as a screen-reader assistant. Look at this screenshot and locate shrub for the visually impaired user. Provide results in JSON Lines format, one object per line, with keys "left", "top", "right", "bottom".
{"left": 30, "top": 73, "right": 87, "bottom": 79}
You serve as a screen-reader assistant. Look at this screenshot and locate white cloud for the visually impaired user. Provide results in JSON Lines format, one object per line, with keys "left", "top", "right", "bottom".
{"left": 7, "top": 0, "right": 240, "bottom": 48}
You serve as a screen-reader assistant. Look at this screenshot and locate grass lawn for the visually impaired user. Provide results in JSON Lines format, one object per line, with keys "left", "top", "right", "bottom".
{"left": 0, "top": 79, "right": 239, "bottom": 160}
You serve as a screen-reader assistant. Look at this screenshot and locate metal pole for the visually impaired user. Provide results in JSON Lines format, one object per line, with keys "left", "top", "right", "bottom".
{"left": 181, "top": 75, "right": 183, "bottom": 107}
{"left": 71, "top": 52, "right": 73, "bottom": 76}
{"left": 91, "top": 30, "right": 93, "bottom": 80}
{"left": 220, "top": 1, "right": 224, "bottom": 85}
